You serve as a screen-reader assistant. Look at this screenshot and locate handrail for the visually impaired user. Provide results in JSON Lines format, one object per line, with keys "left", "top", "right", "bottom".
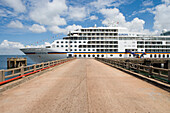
{"left": 95, "top": 58, "right": 170, "bottom": 84}
{"left": 0, "top": 58, "right": 75, "bottom": 85}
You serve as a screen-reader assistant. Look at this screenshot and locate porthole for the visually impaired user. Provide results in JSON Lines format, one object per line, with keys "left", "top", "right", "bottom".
{"left": 154, "top": 54, "right": 157, "bottom": 58}
{"left": 119, "top": 54, "right": 122, "bottom": 57}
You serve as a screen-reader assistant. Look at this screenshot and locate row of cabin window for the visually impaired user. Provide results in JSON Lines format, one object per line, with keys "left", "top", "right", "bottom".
{"left": 137, "top": 41, "right": 162, "bottom": 44}
{"left": 75, "top": 33, "right": 118, "bottom": 36}
{"left": 81, "top": 29, "right": 118, "bottom": 32}
{"left": 138, "top": 45, "right": 170, "bottom": 48}
{"left": 56, "top": 45, "right": 77, "bottom": 47}
{"left": 145, "top": 49, "right": 170, "bottom": 52}
{"left": 56, "top": 41, "right": 86, "bottom": 43}
{"left": 66, "top": 49, "right": 95, "bottom": 51}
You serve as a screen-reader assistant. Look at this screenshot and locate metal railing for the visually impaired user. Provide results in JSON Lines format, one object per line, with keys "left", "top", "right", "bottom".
{"left": 0, "top": 58, "right": 75, "bottom": 85}
{"left": 96, "top": 58, "right": 170, "bottom": 84}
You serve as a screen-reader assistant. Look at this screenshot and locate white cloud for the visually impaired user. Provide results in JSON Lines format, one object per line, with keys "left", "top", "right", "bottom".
{"left": 1, "top": 0, "right": 26, "bottom": 13}
{"left": 65, "top": 24, "right": 82, "bottom": 33}
{"left": 0, "top": 39, "right": 24, "bottom": 55}
{"left": 29, "top": 0, "right": 67, "bottom": 26}
{"left": 29, "top": 24, "right": 46, "bottom": 33}
{"left": 0, "top": 40, "right": 24, "bottom": 48}
{"left": 48, "top": 26, "right": 66, "bottom": 34}
{"left": 142, "top": 0, "right": 153, "bottom": 6}
{"left": 0, "top": 40, "right": 49, "bottom": 55}
{"left": 90, "top": 0, "right": 131, "bottom": 9}
{"left": 48, "top": 24, "right": 82, "bottom": 34}
{"left": 100, "top": 8, "right": 146, "bottom": 32}
{"left": 68, "top": 6, "right": 87, "bottom": 21}
{"left": 162, "top": 0, "right": 170, "bottom": 4}
{"left": 153, "top": 4, "right": 170, "bottom": 31}
{"left": 7, "top": 20, "right": 24, "bottom": 28}
{"left": 90, "top": 15, "right": 98, "bottom": 20}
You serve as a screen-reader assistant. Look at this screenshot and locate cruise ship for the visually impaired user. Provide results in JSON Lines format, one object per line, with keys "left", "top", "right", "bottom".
{"left": 20, "top": 25, "right": 170, "bottom": 63}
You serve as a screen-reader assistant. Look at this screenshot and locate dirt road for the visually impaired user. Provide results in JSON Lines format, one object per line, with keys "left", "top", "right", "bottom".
{"left": 0, "top": 59, "right": 170, "bottom": 113}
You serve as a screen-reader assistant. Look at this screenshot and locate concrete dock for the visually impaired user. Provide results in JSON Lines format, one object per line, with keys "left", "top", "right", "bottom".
{"left": 0, "top": 59, "right": 170, "bottom": 113}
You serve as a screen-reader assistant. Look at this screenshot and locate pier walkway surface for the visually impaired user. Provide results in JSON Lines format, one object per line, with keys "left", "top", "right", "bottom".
{"left": 0, "top": 59, "right": 170, "bottom": 113}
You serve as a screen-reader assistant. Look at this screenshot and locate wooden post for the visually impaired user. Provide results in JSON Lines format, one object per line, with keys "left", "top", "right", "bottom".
{"left": 149, "top": 66, "right": 153, "bottom": 77}
{"left": 168, "top": 69, "right": 170, "bottom": 83}
{"left": 127, "top": 62, "right": 130, "bottom": 70}
{"left": 20, "top": 66, "right": 24, "bottom": 75}
{"left": 42, "top": 63, "right": 44, "bottom": 69}
{"left": 33, "top": 64, "right": 36, "bottom": 71}
{"left": 0, "top": 70, "right": 5, "bottom": 82}
{"left": 136, "top": 64, "right": 139, "bottom": 73}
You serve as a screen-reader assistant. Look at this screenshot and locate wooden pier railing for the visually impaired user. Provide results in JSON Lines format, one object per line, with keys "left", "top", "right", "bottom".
{"left": 96, "top": 58, "right": 170, "bottom": 84}
{"left": 0, "top": 58, "right": 75, "bottom": 85}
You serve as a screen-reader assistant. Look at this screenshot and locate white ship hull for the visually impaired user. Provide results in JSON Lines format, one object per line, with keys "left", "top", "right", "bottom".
{"left": 20, "top": 48, "right": 67, "bottom": 63}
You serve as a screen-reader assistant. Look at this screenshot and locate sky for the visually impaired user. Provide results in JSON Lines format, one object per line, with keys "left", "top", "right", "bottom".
{"left": 0, "top": 0, "right": 170, "bottom": 55}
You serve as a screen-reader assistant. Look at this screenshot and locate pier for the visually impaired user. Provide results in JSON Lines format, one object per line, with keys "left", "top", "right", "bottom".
{"left": 7, "top": 57, "right": 27, "bottom": 69}
{"left": 0, "top": 59, "right": 170, "bottom": 113}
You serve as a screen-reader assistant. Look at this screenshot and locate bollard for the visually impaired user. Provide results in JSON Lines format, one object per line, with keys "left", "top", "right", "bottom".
{"left": 0, "top": 70, "right": 5, "bottom": 82}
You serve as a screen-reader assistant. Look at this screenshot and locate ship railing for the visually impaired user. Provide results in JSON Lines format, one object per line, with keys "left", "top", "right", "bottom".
{"left": 95, "top": 58, "right": 170, "bottom": 84}
{"left": 0, "top": 58, "right": 75, "bottom": 85}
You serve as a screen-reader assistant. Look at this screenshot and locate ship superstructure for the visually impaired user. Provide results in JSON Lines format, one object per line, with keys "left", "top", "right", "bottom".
{"left": 21, "top": 26, "right": 170, "bottom": 63}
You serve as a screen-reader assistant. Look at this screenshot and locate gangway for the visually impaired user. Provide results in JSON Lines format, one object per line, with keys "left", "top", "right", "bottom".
{"left": 125, "top": 50, "right": 146, "bottom": 58}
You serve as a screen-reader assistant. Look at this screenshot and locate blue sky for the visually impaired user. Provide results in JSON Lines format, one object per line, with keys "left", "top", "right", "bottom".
{"left": 0, "top": 0, "right": 170, "bottom": 54}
